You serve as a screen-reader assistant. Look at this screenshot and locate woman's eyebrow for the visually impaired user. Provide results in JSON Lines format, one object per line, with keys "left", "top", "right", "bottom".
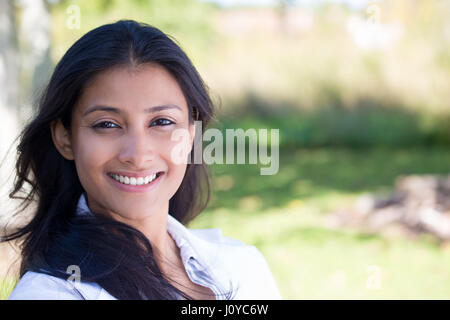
{"left": 82, "top": 104, "right": 182, "bottom": 117}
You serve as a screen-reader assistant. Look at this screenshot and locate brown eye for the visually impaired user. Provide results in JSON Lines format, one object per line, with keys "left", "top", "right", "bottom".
{"left": 92, "top": 121, "right": 120, "bottom": 129}
{"left": 150, "top": 118, "right": 175, "bottom": 127}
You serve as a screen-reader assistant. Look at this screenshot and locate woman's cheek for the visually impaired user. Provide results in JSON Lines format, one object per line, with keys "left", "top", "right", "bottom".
{"left": 74, "top": 136, "right": 115, "bottom": 179}
{"left": 165, "top": 165, "right": 188, "bottom": 201}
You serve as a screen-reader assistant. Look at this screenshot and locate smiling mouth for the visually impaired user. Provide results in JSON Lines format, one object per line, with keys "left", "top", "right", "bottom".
{"left": 107, "top": 172, "right": 164, "bottom": 186}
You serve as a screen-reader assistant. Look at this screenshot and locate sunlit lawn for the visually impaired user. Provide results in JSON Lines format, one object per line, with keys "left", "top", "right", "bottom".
{"left": 0, "top": 278, "right": 17, "bottom": 300}
{"left": 2, "top": 147, "right": 450, "bottom": 299}
{"left": 189, "top": 147, "right": 450, "bottom": 299}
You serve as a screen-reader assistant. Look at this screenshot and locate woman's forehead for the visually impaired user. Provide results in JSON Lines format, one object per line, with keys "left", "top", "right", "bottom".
{"left": 74, "top": 63, "right": 188, "bottom": 116}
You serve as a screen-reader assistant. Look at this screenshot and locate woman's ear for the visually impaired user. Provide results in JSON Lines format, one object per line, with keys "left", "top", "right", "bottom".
{"left": 50, "top": 119, "right": 75, "bottom": 160}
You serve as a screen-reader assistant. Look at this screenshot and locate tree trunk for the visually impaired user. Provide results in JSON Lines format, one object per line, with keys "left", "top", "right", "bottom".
{"left": 0, "top": 0, "right": 21, "bottom": 225}
{"left": 19, "top": 0, "right": 52, "bottom": 121}
{"left": 0, "top": 0, "right": 22, "bottom": 280}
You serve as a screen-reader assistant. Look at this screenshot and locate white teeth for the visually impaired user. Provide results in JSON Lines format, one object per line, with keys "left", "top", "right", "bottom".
{"left": 110, "top": 173, "right": 158, "bottom": 185}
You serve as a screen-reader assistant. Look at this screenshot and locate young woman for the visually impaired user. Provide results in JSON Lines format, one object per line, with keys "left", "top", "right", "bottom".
{"left": 4, "top": 20, "right": 281, "bottom": 300}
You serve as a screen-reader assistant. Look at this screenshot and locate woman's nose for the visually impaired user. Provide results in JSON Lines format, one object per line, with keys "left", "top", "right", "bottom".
{"left": 117, "top": 130, "right": 155, "bottom": 168}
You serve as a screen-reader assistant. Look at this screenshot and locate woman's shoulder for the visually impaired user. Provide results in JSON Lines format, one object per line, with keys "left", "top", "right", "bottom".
{"left": 188, "top": 228, "right": 283, "bottom": 299}
{"left": 8, "top": 271, "right": 83, "bottom": 300}
{"left": 189, "top": 227, "right": 265, "bottom": 260}
{"left": 189, "top": 227, "right": 246, "bottom": 245}
{"left": 8, "top": 271, "right": 116, "bottom": 300}
{"left": 188, "top": 227, "right": 271, "bottom": 270}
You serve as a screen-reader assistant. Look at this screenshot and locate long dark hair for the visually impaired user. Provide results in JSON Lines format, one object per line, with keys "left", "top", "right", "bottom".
{"left": 2, "top": 20, "right": 228, "bottom": 300}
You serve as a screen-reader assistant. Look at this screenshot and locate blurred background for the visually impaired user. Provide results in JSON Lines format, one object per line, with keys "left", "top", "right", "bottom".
{"left": 1, "top": 0, "right": 450, "bottom": 299}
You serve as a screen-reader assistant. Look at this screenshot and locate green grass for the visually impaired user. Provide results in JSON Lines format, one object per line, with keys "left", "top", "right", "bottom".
{"left": 0, "top": 278, "right": 17, "bottom": 300}
{"left": 191, "top": 207, "right": 450, "bottom": 299}
{"left": 188, "top": 147, "right": 450, "bottom": 299}
{"left": 205, "top": 147, "right": 450, "bottom": 212}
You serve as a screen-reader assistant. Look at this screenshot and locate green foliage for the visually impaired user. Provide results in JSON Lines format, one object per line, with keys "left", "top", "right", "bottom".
{"left": 50, "top": 0, "right": 218, "bottom": 62}
{"left": 215, "top": 92, "right": 450, "bottom": 148}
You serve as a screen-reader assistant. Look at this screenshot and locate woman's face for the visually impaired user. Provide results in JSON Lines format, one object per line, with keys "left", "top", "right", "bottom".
{"left": 52, "top": 63, "right": 195, "bottom": 220}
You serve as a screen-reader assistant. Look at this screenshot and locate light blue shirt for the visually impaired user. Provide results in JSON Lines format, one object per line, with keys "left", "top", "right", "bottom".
{"left": 8, "top": 193, "right": 282, "bottom": 300}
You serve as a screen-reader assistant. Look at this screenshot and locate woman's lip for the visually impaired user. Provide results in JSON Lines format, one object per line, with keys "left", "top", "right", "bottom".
{"left": 107, "top": 171, "right": 164, "bottom": 193}
{"left": 107, "top": 171, "right": 164, "bottom": 178}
